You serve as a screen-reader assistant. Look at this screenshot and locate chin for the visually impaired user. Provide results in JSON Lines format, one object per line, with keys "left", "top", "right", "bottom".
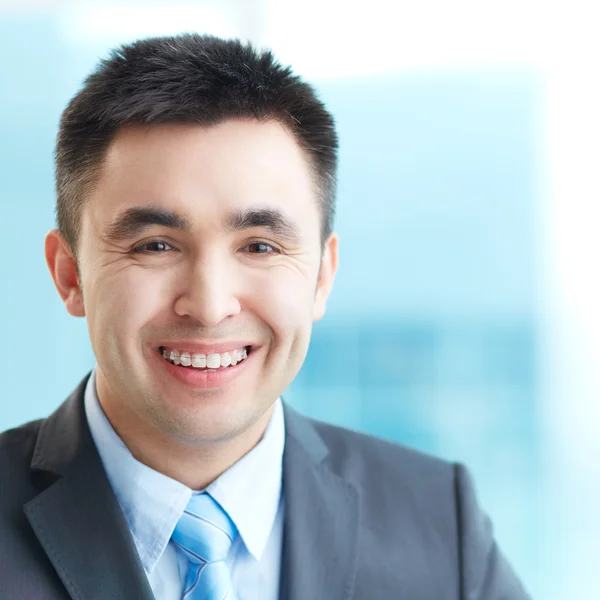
{"left": 155, "top": 397, "right": 256, "bottom": 441}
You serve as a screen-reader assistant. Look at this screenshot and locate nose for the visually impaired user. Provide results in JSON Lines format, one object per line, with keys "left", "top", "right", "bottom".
{"left": 173, "top": 256, "right": 242, "bottom": 327}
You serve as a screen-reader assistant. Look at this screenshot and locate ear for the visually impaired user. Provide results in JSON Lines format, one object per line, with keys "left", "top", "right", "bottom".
{"left": 313, "top": 232, "right": 339, "bottom": 322}
{"left": 44, "top": 229, "right": 86, "bottom": 317}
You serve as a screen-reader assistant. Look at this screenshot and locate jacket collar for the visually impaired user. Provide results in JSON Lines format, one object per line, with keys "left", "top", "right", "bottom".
{"left": 30, "top": 374, "right": 92, "bottom": 476}
{"left": 280, "top": 404, "right": 360, "bottom": 600}
{"left": 25, "top": 373, "right": 155, "bottom": 600}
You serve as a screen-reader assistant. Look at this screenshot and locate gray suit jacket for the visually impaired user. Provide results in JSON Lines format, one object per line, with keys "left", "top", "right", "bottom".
{"left": 0, "top": 374, "right": 530, "bottom": 599}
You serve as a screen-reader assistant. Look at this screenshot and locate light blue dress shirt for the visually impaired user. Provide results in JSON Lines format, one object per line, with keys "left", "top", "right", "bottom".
{"left": 84, "top": 369, "right": 285, "bottom": 600}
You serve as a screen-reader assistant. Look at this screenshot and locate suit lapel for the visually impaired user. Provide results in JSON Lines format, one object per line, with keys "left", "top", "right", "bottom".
{"left": 24, "top": 375, "right": 155, "bottom": 600}
{"left": 279, "top": 405, "right": 360, "bottom": 600}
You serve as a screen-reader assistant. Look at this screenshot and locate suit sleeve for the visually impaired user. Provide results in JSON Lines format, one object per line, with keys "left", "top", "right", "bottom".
{"left": 454, "top": 463, "right": 532, "bottom": 600}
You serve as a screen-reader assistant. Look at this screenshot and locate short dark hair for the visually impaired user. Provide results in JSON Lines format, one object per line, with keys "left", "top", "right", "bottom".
{"left": 55, "top": 33, "right": 338, "bottom": 257}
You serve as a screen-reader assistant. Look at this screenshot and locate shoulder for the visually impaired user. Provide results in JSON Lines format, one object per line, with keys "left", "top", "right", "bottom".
{"left": 292, "top": 412, "right": 464, "bottom": 583}
{"left": 291, "top": 414, "right": 530, "bottom": 596}
{"left": 309, "top": 415, "right": 454, "bottom": 481}
{"left": 0, "top": 418, "right": 43, "bottom": 466}
{"left": 299, "top": 413, "right": 458, "bottom": 516}
{"left": 0, "top": 419, "right": 45, "bottom": 512}
{"left": 0, "top": 419, "right": 44, "bottom": 491}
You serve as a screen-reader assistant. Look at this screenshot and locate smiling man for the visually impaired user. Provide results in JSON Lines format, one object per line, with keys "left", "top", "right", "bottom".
{"left": 0, "top": 34, "right": 530, "bottom": 600}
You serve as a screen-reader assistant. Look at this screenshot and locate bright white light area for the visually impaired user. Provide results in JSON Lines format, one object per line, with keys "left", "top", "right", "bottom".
{"left": 263, "top": 0, "right": 547, "bottom": 79}
{"left": 57, "top": 1, "right": 237, "bottom": 46}
{"left": 537, "top": 4, "right": 600, "bottom": 599}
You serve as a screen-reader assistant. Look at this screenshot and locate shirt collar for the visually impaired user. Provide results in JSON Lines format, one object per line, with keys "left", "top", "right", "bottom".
{"left": 84, "top": 368, "right": 285, "bottom": 572}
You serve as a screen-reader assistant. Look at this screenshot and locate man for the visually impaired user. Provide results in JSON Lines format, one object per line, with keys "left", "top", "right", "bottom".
{"left": 0, "top": 34, "right": 530, "bottom": 599}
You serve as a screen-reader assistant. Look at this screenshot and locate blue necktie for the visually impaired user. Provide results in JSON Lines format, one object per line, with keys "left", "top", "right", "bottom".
{"left": 172, "top": 492, "right": 238, "bottom": 600}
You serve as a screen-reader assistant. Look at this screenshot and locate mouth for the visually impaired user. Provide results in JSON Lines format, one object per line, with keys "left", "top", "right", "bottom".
{"left": 157, "top": 345, "right": 255, "bottom": 372}
{"left": 153, "top": 344, "right": 258, "bottom": 390}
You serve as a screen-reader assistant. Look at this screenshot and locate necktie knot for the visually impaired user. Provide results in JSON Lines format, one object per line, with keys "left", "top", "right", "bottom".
{"left": 172, "top": 493, "right": 238, "bottom": 599}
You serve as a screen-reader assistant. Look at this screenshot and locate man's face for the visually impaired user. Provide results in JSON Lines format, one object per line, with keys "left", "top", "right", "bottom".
{"left": 49, "top": 120, "right": 337, "bottom": 447}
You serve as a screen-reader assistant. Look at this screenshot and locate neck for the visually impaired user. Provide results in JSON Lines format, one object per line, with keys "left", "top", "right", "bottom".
{"left": 118, "top": 414, "right": 273, "bottom": 490}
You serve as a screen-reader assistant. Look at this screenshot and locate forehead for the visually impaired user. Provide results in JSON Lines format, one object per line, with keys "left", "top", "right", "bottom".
{"left": 88, "top": 119, "right": 319, "bottom": 233}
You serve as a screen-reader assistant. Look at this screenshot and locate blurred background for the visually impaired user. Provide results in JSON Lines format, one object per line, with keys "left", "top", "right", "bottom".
{"left": 1, "top": 1, "right": 599, "bottom": 598}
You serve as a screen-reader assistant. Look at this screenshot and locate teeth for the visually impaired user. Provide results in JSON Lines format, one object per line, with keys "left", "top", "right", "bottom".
{"left": 191, "top": 354, "right": 207, "bottom": 368}
{"left": 162, "top": 346, "right": 251, "bottom": 369}
{"left": 206, "top": 353, "right": 221, "bottom": 369}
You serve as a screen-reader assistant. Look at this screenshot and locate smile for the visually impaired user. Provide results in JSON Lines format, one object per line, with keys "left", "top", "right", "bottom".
{"left": 159, "top": 346, "right": 252, "bottom": 371}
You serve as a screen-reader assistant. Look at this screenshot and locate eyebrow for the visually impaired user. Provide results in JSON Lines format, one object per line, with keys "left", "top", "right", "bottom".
{"left": 104, "top": 207, "right": 192, "bottom": 243}
{"left": 225, "top": 207, "right": 302, "bottom": 242}
{"left": 104, "top": 205, "right": 302, "bottom": 244}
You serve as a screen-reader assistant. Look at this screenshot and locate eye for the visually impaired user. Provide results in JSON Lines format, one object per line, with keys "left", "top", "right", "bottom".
{"left": 131, "top": 240, "right": 174, "bottom": 253}
{"left": 244, "top": 241, "right": 280, "bottom": 255}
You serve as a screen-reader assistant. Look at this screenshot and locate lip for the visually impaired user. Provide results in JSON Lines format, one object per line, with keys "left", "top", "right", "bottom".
{"left": 151, "top": 344, "right": 258, "bottom": 390}
{"left": 154, "top": 341, "right": 259, "bottom": 355}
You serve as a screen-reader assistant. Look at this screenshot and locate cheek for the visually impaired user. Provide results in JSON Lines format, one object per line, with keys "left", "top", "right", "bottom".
{"left": 248, "top": 268, "right": 316, "bottom": 336}
{"left": 87, "top": 270, "right": 167, "bottom": 347}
